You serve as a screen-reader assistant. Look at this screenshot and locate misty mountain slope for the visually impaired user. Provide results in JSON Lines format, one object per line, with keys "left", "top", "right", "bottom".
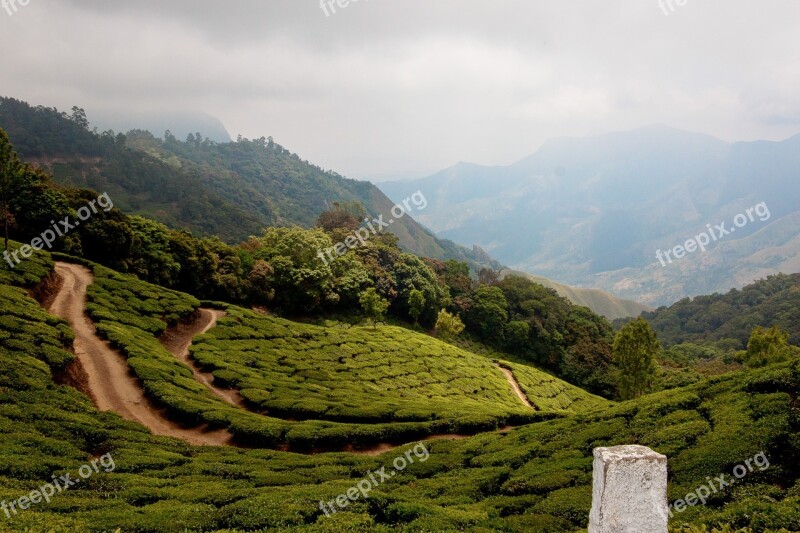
{"left": 0, "top": 97, "right": 494, "bottom": 269}
{"left": 381, "top": 126, "right": 800, "bottom": 306}
{"left": 91, "top": 109, "right": 233, "bottom": 144}
{"left": 501, "top": 270, "right": 652, "bottom": 320}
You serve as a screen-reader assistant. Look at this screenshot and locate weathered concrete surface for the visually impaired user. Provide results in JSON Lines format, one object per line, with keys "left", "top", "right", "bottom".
{"left": 588, "top": 445, "right": 668, "bottom": 533}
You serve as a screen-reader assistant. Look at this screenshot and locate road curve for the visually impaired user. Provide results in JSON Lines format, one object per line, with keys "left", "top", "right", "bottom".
{"left": 160, "top": 308, "right": 245, "bottom": 407}
{"left": 496, "top": 363, "right": 536, "bottom": 410}
{"left": 48, "top": 262, "right": 233, "bottom": 446}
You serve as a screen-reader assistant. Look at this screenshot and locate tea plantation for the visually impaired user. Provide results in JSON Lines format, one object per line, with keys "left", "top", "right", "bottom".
{"left": 79, "top": 260, "right": 608, "bottom": 450}
{"left": 0, "top": 249, "right": 798, "bottom": 531}
{"left": 187, "top": 306, "right": 607, "bottom": 423}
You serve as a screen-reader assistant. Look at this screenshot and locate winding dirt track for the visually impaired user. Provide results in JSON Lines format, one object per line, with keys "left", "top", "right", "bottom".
{"left": 160, "top": 309, "right": 245, "bottom": 407}
{"left": 496, "top": 364, "right": 535, "bottom": 409}
{"left": 48, "top": 262, "right": 232, "bottom": 446}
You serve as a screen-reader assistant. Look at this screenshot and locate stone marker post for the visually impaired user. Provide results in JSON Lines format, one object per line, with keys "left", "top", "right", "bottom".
{"left": 588, "top": 445, "right": 668, "bottom": 533}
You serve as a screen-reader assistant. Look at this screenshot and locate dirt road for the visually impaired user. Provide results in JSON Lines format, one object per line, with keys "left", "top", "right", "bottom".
{"left": 160, "top": 309, "right": 245, "bottom": 407}
{"left": 496, "top": 364, "right": 535, "bottom": 410}
{"left": 48, "top": 262, "right": 232, "bottom": 446}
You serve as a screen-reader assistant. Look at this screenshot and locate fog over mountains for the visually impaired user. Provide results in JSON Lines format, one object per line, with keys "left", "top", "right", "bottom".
{"left": 380, "top": 126, "right": 800, "bottom": 306}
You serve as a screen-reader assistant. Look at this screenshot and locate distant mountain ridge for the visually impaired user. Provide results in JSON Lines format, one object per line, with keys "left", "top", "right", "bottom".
{"left": 380, "top": 126, "right": 800, "bottom": 306}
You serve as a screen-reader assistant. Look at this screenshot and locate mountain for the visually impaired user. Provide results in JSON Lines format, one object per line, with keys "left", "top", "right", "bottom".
{"left": 0, "top": 97, "right": 495, "bottom": 269}
{"left": 502, "top": 270, "right": 652, "bottom": 320}
{"left": 90, "top": 109, "right": 233, "bottom": 144}
{"left": 380, "top": 126, "right": 800, "bottom": 306}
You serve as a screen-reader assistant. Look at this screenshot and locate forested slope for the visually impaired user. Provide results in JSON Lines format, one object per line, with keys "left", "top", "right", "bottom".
{"left": 0, "top": 96, "right": 497, "bottom": 269}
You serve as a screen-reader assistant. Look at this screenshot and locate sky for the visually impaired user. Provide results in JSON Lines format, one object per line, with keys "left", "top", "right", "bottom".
{"left": 1, "top": 0, "right": 800, "bottom": 182}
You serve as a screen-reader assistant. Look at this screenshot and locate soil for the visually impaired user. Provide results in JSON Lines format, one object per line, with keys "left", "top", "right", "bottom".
{"left": 47, "top": 262, "right": 233, "bottom": 447}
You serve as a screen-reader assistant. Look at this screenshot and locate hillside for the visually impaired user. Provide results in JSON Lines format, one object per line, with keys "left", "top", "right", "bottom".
{"left": 380, "top": 126, "right": 800, "bottom": 306}
{"left": 1, "top": 250, "right": 798, "bottom": 530}
{"left": 0, "top": 96, "right": 497, "bottom": 270}
{"left": 39, "top": 248, "right": 603, "bottom": 450}
{"left": 502, "top": 269, "right": 652, "bottom": 320}
{"left": 637, "top": 272, "right": 800, "bottom": 349}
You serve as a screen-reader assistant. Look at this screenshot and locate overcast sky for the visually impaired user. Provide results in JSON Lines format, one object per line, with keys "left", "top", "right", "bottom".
{"left": 2, "top": 1, "right": 799, "bottom": 181}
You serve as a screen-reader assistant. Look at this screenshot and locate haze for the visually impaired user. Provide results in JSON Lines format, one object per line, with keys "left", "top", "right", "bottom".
{"left": 1, "top": 0, "right": 799, "bottom": 180}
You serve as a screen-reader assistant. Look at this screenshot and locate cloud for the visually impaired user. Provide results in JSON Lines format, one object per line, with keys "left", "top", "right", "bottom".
{"left": 1, "top": 0, "right": 799, "bottom": 179}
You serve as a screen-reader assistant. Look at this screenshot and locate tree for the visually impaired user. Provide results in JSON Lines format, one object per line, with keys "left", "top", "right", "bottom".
{"left": 0, "top": 129, "right": 22, "bottom": 251}
{"left": 250, "top": 227, "right": 338, "bottom": 313}
{"left": 612, "top": 318, "right": 660, "bottom": 400}
{"left": 359, "top": 288, "right": 389, "bottom": 328}
{"left": 246, "top": 259, "right": 276, "bottom": 303}
{"left": 435, "top": 309, "right": 465, "bottom": 341}
{"left": 70, "top": 106, "right": 90, "bottom": 130}
{"left": 746, "top": 325, "right": 800, "bottom": 368}
{"left": 478, "top": 268, "right": 501, "bottom": 286}
{"left": 391, "top": 253, "right": 448, "bottom": 326}
{"left": 316, "top": 201, "right": 362, "bottom": 232}
{"left": 408, "top": 289, "right": 425, "bottom": 324}
{"left": 463, "top": 285, "right": 508, "bottom": 342}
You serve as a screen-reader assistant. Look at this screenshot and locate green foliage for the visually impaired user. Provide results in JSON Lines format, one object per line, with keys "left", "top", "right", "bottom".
{"left": 407, "top": 289, "right": 425, "bottom": 324}
{"left": 249, "top": 227, "right": 340, "bottom": 312}
{"left": 638, "top": 272, "right": 800, "bottom": 348}
{"left": 746, "top": 325, "right": 800, "bottom": 368}
{"left": 464, "top": 285, "right": 509, "bottom": 339}
{"left": 190, "top": 305, "right": 592, "bottom": 425}
{"left": 1, "top": 255, "right": 800, "bottom": 531}
{"left": 613, "top": 318, "right": 660, "bottom": 399}
{"left": 458, "top": 275, "right": 616, "bottom": 397}
{"left": 359, "top": 287, "right": 390, "bottom": 327}
{"left": 434, "top": 309, "right": 465, "bottom": 341}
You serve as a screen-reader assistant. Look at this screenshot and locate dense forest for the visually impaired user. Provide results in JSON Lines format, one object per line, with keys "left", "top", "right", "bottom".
{"left": 636, "top": 273, "right": 800, "bottom": 348}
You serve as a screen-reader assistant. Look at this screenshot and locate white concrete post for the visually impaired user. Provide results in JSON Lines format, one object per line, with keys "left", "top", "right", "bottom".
{"left": 588, "top": 445, "right": 668, "bottom": 533}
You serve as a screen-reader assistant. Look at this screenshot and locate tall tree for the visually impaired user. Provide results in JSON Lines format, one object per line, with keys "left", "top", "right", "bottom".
{"left": 359, "top": 288, "right": 389, "bottom": 328}
{"left": 408, "top": 289, "right": 425, "bottom": 324}
{"left": 0, "top": 129, "right": 22, "bottom": 251}
{"left": 613, "top": 318, "right": 660, "bottom": 400}
{"left": 746, "top": 325, "right": 799, "bottom": 367}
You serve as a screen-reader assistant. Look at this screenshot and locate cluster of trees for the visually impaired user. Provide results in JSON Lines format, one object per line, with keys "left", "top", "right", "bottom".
{"left": 421, "top": 259, "right": 618, "bottom": 396}
{"left": 637, "top": 272, "right": 800, "bottom": 348}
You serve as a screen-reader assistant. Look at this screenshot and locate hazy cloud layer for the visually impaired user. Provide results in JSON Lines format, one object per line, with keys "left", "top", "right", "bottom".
{"left": 1, "top": 0, "right": 799, "bottom": 180}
